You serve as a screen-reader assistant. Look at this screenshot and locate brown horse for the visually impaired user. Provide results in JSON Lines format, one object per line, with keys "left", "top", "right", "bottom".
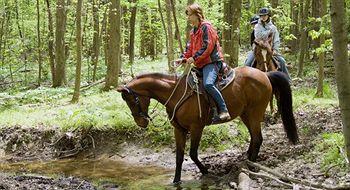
{"left": 253, "top": 34, "right": 280, "bottom": 113}
{"left": 252, "top": 34, "right": 278, "bottom": 72}
{"left": 117, "top": 67, "right": 298, "bottom": 184}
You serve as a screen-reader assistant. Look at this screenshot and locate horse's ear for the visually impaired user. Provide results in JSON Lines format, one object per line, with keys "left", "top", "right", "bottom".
{"left": 253, "top": 40, "right": 259, "bottom": 46}
{"left": 116, "top": 86, "right": 129, "bottom": 93}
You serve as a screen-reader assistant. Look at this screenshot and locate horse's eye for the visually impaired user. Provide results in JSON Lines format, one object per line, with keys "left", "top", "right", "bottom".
{"left": 121, "top": 93, "right": 126, "bottom": 100}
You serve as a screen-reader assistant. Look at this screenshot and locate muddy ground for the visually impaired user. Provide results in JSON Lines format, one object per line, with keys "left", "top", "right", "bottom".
{"left": 0, "top": 105, "right": 349, "bottom": 189}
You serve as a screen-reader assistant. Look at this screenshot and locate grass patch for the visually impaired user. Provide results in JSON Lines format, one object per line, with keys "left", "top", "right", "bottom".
{"left": 315, "top": 133, "right": 349, "bottom": 173}
{"left": 293, "top": 82, "right": 338, "bottom": 109}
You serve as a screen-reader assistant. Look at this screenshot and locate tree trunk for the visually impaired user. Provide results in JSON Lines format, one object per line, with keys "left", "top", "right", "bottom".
{"left": 311, "top": 0, "right": 320, "bottom": 48}
{"left": 330, "top": 0, "right": 350, "bottom": 164}
{"left": 222, "top": 0, "right": 232, "bottom": 63}
{"left": 53, "top": 0, "right": 67, "bottom": 87}
{"left": 72, "top": 0, "right": 83, "bottom": 102}
{"left": 0, "top": 1, "right": 8, "bottom": 69}
{"left": 170, "top": 0, "right": 183, "bottom": 53}
{"left": 91, "top": 0, "right": 100, "bottom": 82}
{"left": 103, "top": 8, "right": 108, "bottom": 68}
{"left": 104, "top": 0, "right": 121, "bottom": 90}
{"left": 15, "top": 0, "right": 29, "bottom": 84}
{"left": 128, "top": 0, "right": 137, "bottom": 66}
{"left": 45, "top": 0, "right": 56, "bottom": 84}
{"left": 297, "top": 0, "right": 310, "bottom": 78}
{"left": 165, "top": 0, "right": 175, "bottom": 73}
{"left": 315, "top": 0, "right": 326, "bottom": 97}
{"left": 185, "top": 0, "right": 195, "bottom": 42}
{"left": 289, "top": 0, "right": 299, "bottom": 52}
{"left": 72, "top": 0, "right": 83, "bottom": 101}
{"left": 229, "top": 0, "right": 242, "bottom": 67}
{"left": 139, "top": 8, "right": 147, "bottom": 58}
{"left": 36, "top": 0, "right": 42, "bottom": 86}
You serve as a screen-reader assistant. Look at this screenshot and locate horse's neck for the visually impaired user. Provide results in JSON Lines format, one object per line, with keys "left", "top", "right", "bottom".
{"left": 131, "top": 76, "right": 177, "bottom": 105}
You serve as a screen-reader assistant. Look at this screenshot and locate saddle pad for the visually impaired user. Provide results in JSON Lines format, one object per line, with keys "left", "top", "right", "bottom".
{"left": 188, "top": 67, "right": 236, "bottom": 94}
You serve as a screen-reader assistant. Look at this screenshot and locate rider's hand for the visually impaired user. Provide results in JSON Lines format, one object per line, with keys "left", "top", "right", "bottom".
{"left": 175, "top": 58, "right": 186, "bottom": 66}
{"left": 186, "top": 57, "right": 194, "bottom": 64}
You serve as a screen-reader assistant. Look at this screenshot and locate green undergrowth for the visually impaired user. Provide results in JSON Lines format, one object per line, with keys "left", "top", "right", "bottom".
{"left": 305, "top": 132, "right": 349, "bottom": 175}
{"left": 0, "top": 56, "right": 342, "bottom": 153}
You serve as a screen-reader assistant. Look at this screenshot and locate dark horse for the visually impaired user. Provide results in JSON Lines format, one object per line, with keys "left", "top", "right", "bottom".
{"left": 117, "top": 67, "right": 298, "bottom": 183}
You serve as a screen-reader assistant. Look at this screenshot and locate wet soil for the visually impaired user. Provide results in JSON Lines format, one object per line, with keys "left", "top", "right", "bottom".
{"left": 0, "top": 105, "right": 349, "bottom": 189}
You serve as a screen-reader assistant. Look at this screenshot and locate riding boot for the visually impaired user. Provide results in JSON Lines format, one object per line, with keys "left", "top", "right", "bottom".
{"left": 211, "top": 110, "right": 231, "bottom": 124}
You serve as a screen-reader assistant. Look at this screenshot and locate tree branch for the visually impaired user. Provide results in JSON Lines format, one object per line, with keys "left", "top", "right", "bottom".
{"left": 247, "top": 161, "right": 350, "bottom": 190}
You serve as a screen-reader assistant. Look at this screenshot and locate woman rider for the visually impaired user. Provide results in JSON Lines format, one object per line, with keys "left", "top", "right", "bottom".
{"left": 245, "top": 7, "right": 291, "bottom": 80}
{"left": 176, "top": 3, "right": 230, "bottom": 123}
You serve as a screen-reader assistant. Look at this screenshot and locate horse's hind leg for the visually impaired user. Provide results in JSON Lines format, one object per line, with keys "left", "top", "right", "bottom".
{"left": 240, "top": 113, "right": 263, "bottom": 161}
{"left": 173, "top": 126, "right": 188, "bottom": 183}
{"left": 189, "top": 127, "right": 208, "bottom": 174}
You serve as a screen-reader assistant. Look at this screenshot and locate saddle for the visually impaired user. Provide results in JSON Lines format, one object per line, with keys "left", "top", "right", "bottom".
{"left": 187, "top": 63, "right": 236, "bottom": 94}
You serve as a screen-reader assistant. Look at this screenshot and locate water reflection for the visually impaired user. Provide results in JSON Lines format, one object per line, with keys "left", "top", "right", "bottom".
{"left": 0, "top": 159, "right": 229, "bottom": 189}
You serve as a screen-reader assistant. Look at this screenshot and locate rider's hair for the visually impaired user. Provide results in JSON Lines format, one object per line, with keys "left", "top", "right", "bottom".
{"left": 185, "top": 3, "right": 205, "bottom": 22}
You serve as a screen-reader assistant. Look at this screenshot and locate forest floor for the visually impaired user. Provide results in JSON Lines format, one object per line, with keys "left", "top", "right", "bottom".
{"left": 0, "top": 58, "right": 349, "bottom": 189}
{"left": 0, "top": 100, "right": 348, "bottom": 189}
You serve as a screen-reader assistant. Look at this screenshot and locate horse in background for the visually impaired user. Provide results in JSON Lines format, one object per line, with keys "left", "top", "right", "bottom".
{"left": 117, "top": 67, "right": 298, "bottom": 184}
{"left": 253, "top": 33, "right": 280, "bottom": 114}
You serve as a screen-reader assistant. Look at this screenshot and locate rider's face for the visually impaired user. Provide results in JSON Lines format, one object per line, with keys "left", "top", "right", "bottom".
{"left": 260, "top": 15, "right": 269, "bottom": 22}
{"left": 187, "top": 12, "right": 199, "bottom": 26}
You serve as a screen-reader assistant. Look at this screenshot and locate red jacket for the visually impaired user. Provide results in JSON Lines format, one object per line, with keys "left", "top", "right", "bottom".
{"left": 181, "top": 21, "right": 224, "bottom": 68}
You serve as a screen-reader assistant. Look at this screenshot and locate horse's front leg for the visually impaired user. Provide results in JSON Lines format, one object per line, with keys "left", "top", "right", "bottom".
{"left": 189, "top": 127, "right": 208, "bottom": 175}
{"left": 173, "top": 126, "right": 187, "bottom": 184}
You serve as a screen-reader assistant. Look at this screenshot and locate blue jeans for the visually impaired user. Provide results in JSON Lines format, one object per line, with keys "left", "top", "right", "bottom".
{"left": 244, "top": 52, "right": 291, "bottom": 80}
{"left": 202, "top": 62, "right": 228, "bottom": 113}
{"left": 244, "top": 50, "right": 255, "bottom": 67}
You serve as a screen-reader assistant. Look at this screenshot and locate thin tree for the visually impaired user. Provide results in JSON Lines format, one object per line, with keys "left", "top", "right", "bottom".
{"left": 104, "top": 0, "right": 121, "bottom": 90}
{"left": 45, "top": 0, "right": 56, "bottom": 83}
{"left": 289, "top": 0, "right": 299, "bottom": 53}
{"left": 231, "top": 0, "right": 241, "bottom": 67}
{"left": 53, "top": 0, "right": 67, "bottom": 87}
{"left": 315, "top": 0, "right": 327, "bottom": 97}
{"left": 128, "top": 0, "right": 137, "bottom": 66}
{"left": 223, "top": 0, "right": 242, "bottom": 67}
{"left": 36, "top": 0, "right": 42, "bottom": 86}
{"left": 170, "top": 0, "right": 183, "bottom": 53}
{"left": 165, "top": 0, "right": 175, "bottom": 73}
{"left": 185, "top": 0, "right": 195, "bottom": 42}
{"left": 91, "top": 0, "right": 100, "bottom": 82}
{"left": 72, "top": 0, "right": 83, "bottom": 103}
{"left": 330, "top": 0, "right": 350, "bottom": 164}
{"left": 297, "top": 0, "right": 310, "bottom": 77}
{"left": 15, "top": 0, "right": 28, "bottom": 83}
{"left": 222, "top": 0, "right": 233, "bottom": 64}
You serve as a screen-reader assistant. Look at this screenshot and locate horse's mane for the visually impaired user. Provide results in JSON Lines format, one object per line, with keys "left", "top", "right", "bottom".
{"left": 136, "top": 72, "right": 178, "bottom": 81}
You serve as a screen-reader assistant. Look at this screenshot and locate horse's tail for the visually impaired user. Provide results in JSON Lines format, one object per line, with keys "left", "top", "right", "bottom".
{"left": 267, "top": 71, "right": 299, "bottom": 144}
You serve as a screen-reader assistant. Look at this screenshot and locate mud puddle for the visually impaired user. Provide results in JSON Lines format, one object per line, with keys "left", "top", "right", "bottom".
{"left": 0, "top": 158, "right": 229, "bottom": 189}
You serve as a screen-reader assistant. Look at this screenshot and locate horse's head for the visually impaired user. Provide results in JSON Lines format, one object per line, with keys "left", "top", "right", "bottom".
{"left": 117, "top": 85, "right": 151, "bottom": 128}
{"left": 253, "top": 33, "right": 275, "bottom": 72}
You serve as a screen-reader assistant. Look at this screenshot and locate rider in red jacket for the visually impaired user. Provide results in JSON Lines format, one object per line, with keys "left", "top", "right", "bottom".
{"left": 177, "top": 3, "right": 230, "bottom": 123}
{"left": 181, "top": 21, "right": 224, "bottom": 69}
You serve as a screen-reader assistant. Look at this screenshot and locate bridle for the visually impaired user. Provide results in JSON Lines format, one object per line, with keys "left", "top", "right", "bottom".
{"left": 122, "top": 85, "right": 151, "bottom": 121}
